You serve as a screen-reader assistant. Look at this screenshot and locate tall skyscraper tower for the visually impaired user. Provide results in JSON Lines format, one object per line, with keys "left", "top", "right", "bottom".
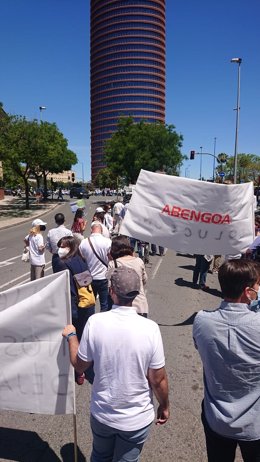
{"left": 90, "top": 0, "right": 166, "bottom": 179}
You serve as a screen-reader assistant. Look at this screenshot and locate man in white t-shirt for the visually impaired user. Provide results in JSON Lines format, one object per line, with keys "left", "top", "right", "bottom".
{"left": 79, "top": 222, "right": 111, "bottom": 311}
{"left": 63, "top": 266, "right": 169, "bottom": 462}
{"left": 112, "top": 200, "right": 125, "bottom": 235}
{"left": 46, "top": 213, "right": 72, "bottom": 271}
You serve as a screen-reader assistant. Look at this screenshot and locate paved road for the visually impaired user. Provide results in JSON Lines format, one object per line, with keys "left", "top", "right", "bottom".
{"left": 0, "top": 196, "right": 112, "bottom": 291}
{"left": 0, "top": 198, "right": 243, "bottom": 461}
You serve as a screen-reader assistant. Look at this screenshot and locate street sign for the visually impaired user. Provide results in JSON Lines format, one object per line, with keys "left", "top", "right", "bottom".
{"left": 219, "top": 172, "right": 225, "bottom": 177}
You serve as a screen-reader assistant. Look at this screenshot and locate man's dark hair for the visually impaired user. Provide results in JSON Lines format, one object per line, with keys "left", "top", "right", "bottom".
{"left": 218, "top": 259, "right": 259, "bottom": 299}
{"left": 55, "top": 213, "right": 65, "bottom": 225}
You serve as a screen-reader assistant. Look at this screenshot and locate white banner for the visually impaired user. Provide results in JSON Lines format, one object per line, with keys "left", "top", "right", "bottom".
{"left": 120, "top": 170, "right": 255, "bottom": 255}
{"left": 0, "top": 271, "right": 75, "bottom": 415}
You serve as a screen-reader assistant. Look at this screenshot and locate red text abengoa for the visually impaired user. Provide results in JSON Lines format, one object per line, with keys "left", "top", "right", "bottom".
{"left": 161, "top": 205, "right": 231, "bottom": 225}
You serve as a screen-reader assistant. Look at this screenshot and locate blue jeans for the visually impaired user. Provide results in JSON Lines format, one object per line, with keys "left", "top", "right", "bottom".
{"left": 90, "top": 415, "right": 152, "bottom": 462}
{"left": 92, "top": 279, "right": 109, "bottom": 311}
{"left": 151, "top": 244, "right": 164, "bottom": 255}
{"left": 193, "top": 255, "right": 210, "bottom": 287}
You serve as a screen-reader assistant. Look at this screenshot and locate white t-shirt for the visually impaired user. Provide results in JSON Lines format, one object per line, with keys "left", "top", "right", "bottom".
{"left": 79, "top": 233, "right": 111, "bottom": 279}
{"left": 46, "top": 225, "right": 72, "bottom": 254}
{"left": 113, "top": 202, "right": 124, "bottom": 215}
{"left": 26, "top": 233, "right": 45, "bottom": 266}
{"left": 78, "top": 306, "right": 165, "bottom": 431}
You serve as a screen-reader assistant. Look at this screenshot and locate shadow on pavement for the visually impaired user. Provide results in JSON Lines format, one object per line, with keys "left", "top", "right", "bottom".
{"left": 176, "top": 253, "right": 194, "bottom": 258}
{"left": 0, "top": 428, "right": 87, "bottom": 462}
{"left": 61, "top": 443, "right": 86, "bottom": 462}
{"left": 178, "top": 264, "right": 195, "bottom": 271}
{"left": 159, "top": 312, "right": 198, "bottom": 327}
{"left": 0, "top": 427, "right": 60, "bottom": 461}
{"left": 175, "top": 277, "right": 222, "bottom": 298}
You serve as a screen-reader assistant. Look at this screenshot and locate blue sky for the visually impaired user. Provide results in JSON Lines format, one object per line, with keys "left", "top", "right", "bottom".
{"left": 1, "top": 0, "right": 259, "bottom": 182}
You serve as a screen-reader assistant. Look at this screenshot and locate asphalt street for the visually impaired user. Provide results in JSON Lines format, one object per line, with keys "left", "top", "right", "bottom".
{"left": 0, "top": 197, "right": 243, "bottom": 461}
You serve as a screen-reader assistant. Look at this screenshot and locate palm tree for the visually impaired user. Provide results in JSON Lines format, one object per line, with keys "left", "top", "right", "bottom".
{"left": 216, "top": 153, "right": 229, "bottom": 182}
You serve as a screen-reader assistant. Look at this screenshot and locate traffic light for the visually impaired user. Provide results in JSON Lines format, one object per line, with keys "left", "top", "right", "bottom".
{"left": 190, "top": 150, "right": 195, "bottom": 160}
{"left": 71, "top": 173, "right": 75, "bottom": 182}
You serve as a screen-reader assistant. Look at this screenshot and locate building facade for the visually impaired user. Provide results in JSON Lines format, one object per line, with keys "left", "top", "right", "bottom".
{"left": 47, "top": 170, "right": 76, "bottom": 183}
{"left": 90, "top": 0, "right": 166, "bottom": 179}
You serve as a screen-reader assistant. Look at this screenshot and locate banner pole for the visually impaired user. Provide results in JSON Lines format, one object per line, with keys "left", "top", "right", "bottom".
{"left": 73, "top": 411, "right": 78, "bottom": 462}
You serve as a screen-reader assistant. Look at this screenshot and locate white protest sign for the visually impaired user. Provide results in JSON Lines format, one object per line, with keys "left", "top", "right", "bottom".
{"left": 120, "top": 170, "right": 255, "bottom": 255}
{"left": 0, "top": 271, "right": 75, "bottom": 415}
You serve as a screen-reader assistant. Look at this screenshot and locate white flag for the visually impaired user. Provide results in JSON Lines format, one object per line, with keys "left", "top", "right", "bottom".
{"left": 0, "top": 271, "right": 75, "bottom": 415}
{"left": 120, "top": 170, "right": 255, "bottom": 255}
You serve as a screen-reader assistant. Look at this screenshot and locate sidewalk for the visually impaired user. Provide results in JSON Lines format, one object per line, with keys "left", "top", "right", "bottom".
{"left": 0, "top": 195, "right": 59, "bottom": 230}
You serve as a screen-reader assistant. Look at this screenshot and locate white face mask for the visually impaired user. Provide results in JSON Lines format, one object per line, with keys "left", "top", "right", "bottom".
{"left": 249, "top": 287, "right": 260, "bottom": 312}
{"left": 58, "top": 247, "right": 70, "bottom": 258}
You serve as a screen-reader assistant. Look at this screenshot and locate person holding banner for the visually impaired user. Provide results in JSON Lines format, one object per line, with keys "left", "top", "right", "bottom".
{"left": 63, "top": 266, "right": 169, "bottom": 462}
{"left": 193, "top": 259, "right": 260, "bottom": 462}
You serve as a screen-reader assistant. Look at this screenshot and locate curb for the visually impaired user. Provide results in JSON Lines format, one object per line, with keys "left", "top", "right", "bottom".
{"left": 0, "top": 202, "right": 61, "bottom": 231}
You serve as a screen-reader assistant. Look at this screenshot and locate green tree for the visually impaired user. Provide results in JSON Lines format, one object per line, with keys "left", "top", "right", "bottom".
{"left": 0, "top": 116, "right": 41, "bottom": 207}
{"left": 215, "top": 153, "right": 229, "bottom": 182}
{"left": 31, "top": 121, "right": 77, "bottom": 198}
{"left": 94, "top": 167, "right": 117, "bottom": 189}
{"left": 0, "top": 115, "right": 77, "bottom": 208}
{"left": 215, "top": 153, "right": 260, "bottom": 183}
{"left": 104, "top": 117, "right": 184, "bottom": 184}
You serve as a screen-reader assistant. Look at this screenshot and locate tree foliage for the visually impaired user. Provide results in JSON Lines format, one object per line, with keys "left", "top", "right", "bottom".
{"left": 94, "top": 167, "right": 117, "bottom": 189}
{"left": 215, "top": 153, "right": 260, "bottom": 183}
{"left": 0, "top": 115, "right": 77, "bottom": 208}
{"left": 104, "top": 117, "right": 184, "bottom": 184}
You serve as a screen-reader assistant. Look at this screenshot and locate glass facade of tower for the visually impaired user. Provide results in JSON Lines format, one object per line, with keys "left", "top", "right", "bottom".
{"left": 90, "top": 0, "right": 166, "bottom": 179}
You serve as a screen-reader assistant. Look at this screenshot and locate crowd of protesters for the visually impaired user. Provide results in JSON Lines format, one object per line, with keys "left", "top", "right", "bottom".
{"left": 21, "top": 198, "right": 260, "bottom": 462}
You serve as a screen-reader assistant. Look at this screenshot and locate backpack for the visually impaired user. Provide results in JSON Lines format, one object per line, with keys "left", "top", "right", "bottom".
{"left": 73, "top": 270, "right": 95, "bottom": 308}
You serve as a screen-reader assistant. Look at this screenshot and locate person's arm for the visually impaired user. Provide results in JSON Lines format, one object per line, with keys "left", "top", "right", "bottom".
{"left": 147, "top": 366, "right": 169, "bottom": 425}
{"left": 62, "top": 324, "right": 92, "bottom": 374}
{"left": 37, "top": 235, "right": 45, "bottom": 252}
{"left": 45, "top": 232, "right": 52, "bottom": 253}
{"left": 141, "top": 261, "right": 148, "bottom": 285}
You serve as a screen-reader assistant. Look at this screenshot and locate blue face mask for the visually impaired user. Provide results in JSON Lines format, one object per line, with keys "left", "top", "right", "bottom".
{"left": 249, "top": 287, "right": 260, "bottom": 312}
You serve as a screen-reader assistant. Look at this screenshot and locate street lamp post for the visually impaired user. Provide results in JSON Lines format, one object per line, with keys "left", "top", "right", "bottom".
{"left": 39, "top": 106, "right": 46, "bottom": 122}
{"left": 81, "top": 162, "right": 84, "bottom": 184}
{"left": 199, "top": 146, "right": 203, "bottom": 180}
{"left": 190, "top": 149, "right": 219, "bottom": 181}
{"left": 77, "top": 161, "right": 85, "bottom": 184}
{"left": 213, "top": 137, "right": 217, "bottom": 182}
{"left": 185, "top": 164, "right": 191, "bottom": 178}
{"left": 231, "top": 57, "right": 242, "bottom": 184}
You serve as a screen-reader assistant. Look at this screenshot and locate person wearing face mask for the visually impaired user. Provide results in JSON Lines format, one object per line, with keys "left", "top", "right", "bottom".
{"left": 55, "top": 235, "right": 95, "bottom": 385}
{"left": 24, "top": 218, "right": 47, "bottom": 281}
{"left": 193, "top": 259, "right": 260, "bottom": 462}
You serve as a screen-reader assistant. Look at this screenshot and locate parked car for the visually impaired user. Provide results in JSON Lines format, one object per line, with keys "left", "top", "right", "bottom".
{"left": 69, "top": 187, "right": 89, "bottom": 199}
